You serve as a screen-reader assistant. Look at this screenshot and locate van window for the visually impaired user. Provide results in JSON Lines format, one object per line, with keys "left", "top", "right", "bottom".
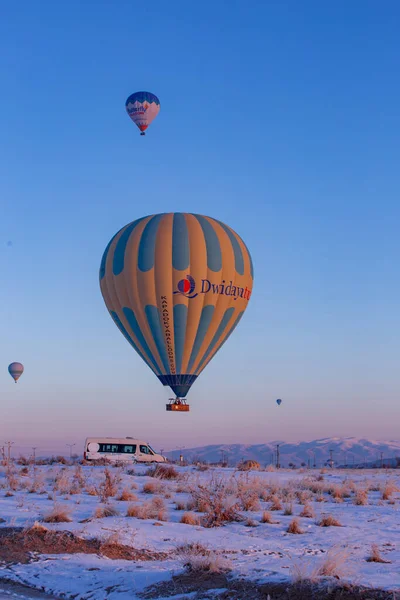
{"left": 122, "top": 445, "right": 136, "bottom": 453}
{"left": 140, "top": 445, "right": 153, "bottom": 455}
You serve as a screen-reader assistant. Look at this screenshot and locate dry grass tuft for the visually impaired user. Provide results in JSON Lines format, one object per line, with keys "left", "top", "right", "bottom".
{"left": 143, "top": 480, "right": 164, "bottom": 494}
{"left": 353, "top": 489, "right": 369, "bottom": 506}
{"left": 316, "top": 547, "right": 349, "bottom": 578}
{"left": 269, "top": 495, "right": 283, "bottom": 511}
{"left": 244, "top": 517, "right": 258, "bottom": 527}
{"left": 287, "top": 517, "right": 303, "bottom": 534}
{"left": 260, "top": 510, "right": 277, "bottom": 524}
{"left": 42, "top": 505, "right": 72, "bottom": 523}
{"left": 180, "top": 512, "right": 201, "bottom": 526}
{"left": 381, "top": 480, "right": 398, "bottom": 500}
{"left": 177, "top": 542, "right": 231, "bottom": 574}
{"left": 239, "top": 490, "right": 261, "bottom": 512}
{"left": 366, "top": 544, "right": 391, "bottom": 563}
{"left": 126, "top": 496, "right": 167, "bottom": 521}
{"left": 117, "top": 488, "right": 138, "bottom": 502}
{"left": 94, "top": 504, "right": 120, "bottom": 519}
{"left": 283, "top": 501, "right": 293, "bottom": 515}
{"left": 189, "top": 479, "right": 242, "bottom": 527}
{"left": 299, "top": 503, "right": 315, "bottom": 518}
{"left": 145, "top": 464, "right": 178, "bottom": 480}
{"left": 318, "top": 514, "right": 342, "bottom": 527}
{"left": 174, "top": 498, "right": 187, "bottom": 511}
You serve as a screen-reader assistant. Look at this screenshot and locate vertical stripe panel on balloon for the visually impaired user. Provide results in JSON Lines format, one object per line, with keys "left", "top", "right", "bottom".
{"left": 113, "top": 220, "right": 156, "bottom": 366}
{"left": 102, "top": 226, "right": 161, "bottom": 375}
{"left": 186, "top": 305, "right": 215, "bottom": 373}
{"left": 154, "top": 213, "right": 176, "bottom": 375}
{"left": 195, "top": 307, "right": 235, "bottom": 373}
{"left": 231, "top": 228, "right": 254, "bottom": 281}
{"left": 195, "top": 309, "right": 245, "bottom": 376}
{"left": 190, "top": 218, "right": 236, "bottom": 373}
{"left": 131, "top": 215, "right": 167, "bottom": 374}
{"left": 179, "top": 214, "right": 209, "bottom": 373}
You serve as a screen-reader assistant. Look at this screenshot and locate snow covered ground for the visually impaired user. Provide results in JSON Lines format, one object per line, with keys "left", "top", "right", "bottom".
{"left": 0, "top": 463, "right": 399, "bottom": 599}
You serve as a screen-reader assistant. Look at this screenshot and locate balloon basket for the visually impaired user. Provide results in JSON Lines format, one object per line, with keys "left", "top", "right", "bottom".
{"left": 166, "top": 398, "right": 190, "bottom": 412}
{"left": 140, "top": 132, "right": 145, "bottom": 136}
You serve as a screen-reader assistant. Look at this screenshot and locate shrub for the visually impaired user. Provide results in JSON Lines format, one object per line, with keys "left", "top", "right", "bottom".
{"left": 287, "top": 518, "right": 303, "bottom": 534}
{"left": 177, "top": 543, "right": 230, "bottom": 574}
{"left": 316, "top": 548, "right": 349, "bottom": 578}
{"left": 145, "top": 464, "right": 178, "bottom": 480}
{"left": 239, "top": 491, "right": 260, "bottom": 512}
{"left": 283, "top": 501, "right": 293, "bottom": 516}
{"left": 143, "top": 480, "right": 163, "bottom": 494}
{"left": 353, "top": 489, "right": 369, "bottom": 505}
{"left": 299, "top": 503, "right": 315, "bottom": 518}
{"left": 381, "top": 480, "right": 398, "bottom": 500}
{"left": 98, "top": 469, "right": 118, "bottom": 502}
{"left": 94, "top": 504, "right": 119, "bottom": 518}
{"left": 189, "top": 479, "right": 242, "bottom": 527}
{"left": 117, "top": 488, "right": 138, "bottom": 502}
{"left": 269, "top": 495, "right": 282, "bottom": 511}
{"left": 244, "top": 518, "right": 258, "bottom": 527}
{"left": 260, "top": 510, "right": 275, "bottom": 524}
{"left": 174, "top": 498, "right": 187, "bottom": 511}
{"left": 42, "top": 506, "right": 72, "bottom": 523}
{"left": 318, "top": 515, "right": 342, "bottom": 527}
{"left": 180, "top": 512, "right": 201, "bottom": 526}
{"left": 126, "top": 497, "right": 167, "bottom": 521}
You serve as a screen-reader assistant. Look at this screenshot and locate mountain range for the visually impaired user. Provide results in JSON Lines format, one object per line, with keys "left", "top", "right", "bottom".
{"left": 166, "top": 437, "right": 400, "bottom": 468}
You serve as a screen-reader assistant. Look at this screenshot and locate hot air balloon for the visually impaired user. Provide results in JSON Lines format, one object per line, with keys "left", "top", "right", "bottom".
{"left": 125, "top": 91, "right": 160, "bottom": 136}
{"left": 8, "top": 362, "right": 24, "bottom": 383}
{"left": 276, "top": 398, "right": 282, "bottom": 406}
{"left": 100, "top": 213, "right": 253, "bottom": 411}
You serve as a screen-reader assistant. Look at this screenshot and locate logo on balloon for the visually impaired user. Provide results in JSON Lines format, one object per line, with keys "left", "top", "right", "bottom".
{"left": 174, "top": 275, "right": 198, "bottom": 299}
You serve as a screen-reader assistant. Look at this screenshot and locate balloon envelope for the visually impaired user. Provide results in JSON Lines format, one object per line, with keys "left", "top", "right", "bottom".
{"left": 276, "top": 398, "right": 282, "bottom": 405}
{"left": 100, "top": 213, "right": 253, "bottom": 399}
{"left": 8, "top": 362, "right": 24, "bottom": 383}
{"left": 125, "top": 91, "right": 160, "bottom": 134}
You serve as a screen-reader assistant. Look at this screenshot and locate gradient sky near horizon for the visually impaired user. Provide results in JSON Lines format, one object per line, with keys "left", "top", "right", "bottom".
{"left": 1, "top": 0, "right": 400, "bottom": 455}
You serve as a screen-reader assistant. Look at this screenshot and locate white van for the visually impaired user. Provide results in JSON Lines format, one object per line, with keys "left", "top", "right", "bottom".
{"left": 84, "top": 437, "right": 166, "bottom": 463}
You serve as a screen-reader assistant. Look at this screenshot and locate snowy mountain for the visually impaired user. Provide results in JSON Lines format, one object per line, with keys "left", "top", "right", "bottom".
{"left": 166, "top": 437, "right": 400, "bottom": 468}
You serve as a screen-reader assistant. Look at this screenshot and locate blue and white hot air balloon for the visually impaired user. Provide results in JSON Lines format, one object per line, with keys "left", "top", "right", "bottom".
{"left": 125, "top": 91, "right": 160, "bottom": 136}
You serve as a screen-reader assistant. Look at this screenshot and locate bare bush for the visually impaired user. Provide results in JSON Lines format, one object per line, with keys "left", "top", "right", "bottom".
{"left": 244, "top": 517, "right": 258, "bottom": 527}
{"left": 260, "top": 510, "right": 277, "bottom": 524}
{"left": 97, "top": 469, "right": 118, "bottom": 502}
{"left": 381, "top": 480, "right": 398, "bottom": 500}
{"left": 189, "top": 479, "right": 242, "bottom": 527}
{"left": 174, "top": 498, "right": 187, "bottom": 510}
{"left": 283, "top": 501, "right": 293, "bottom": 515}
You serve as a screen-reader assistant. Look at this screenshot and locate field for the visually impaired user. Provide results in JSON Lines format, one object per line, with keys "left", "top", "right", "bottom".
{"left": 0, "top": 462, "right": 399, "bottom": 599}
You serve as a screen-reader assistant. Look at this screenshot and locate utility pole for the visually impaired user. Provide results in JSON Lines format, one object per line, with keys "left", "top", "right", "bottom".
{"left": 66, "top": 443, "right": 76, "bottom": 460}
{"left": 312, "top": 450, "right": 316, "bottom": 468}
{"left": 352, "top": 454, "right": 355, "bottom": 468}
{"left": 32, "top": 447, "right": 38, "bottom": 466}
{"left": 329, "top": 449, "right": 334, "bottom": 469}
{"left": 380, "top": 452, "right": 384, "bottom": 469}
{"left": 276, "top": 444, "right": 280, "bottom": 469}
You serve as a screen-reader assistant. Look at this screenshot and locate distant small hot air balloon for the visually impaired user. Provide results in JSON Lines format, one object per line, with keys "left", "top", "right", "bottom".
{"left": 276, "top": 398, "right": 282, "bottom": 406}
{"left": 125, "top": 91, "right": 160, "bottom": 136}
{"left": 8, "top": 362, "right": 24, "bottom": 383}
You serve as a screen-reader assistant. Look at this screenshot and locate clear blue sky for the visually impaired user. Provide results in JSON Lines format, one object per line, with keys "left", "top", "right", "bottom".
{"left": 1, "top": 0, "right": 400, "bottom": 455}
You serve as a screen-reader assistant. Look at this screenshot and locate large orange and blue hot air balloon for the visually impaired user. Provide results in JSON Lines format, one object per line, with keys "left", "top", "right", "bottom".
{"left": 125, "top": 91, "right": 160, "bottom": 136}
{"left": 100, "top": 213, "right": 253, "bottom": 410}
{"left": 8, "top": 362, "right": 24, "bottom": 383}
